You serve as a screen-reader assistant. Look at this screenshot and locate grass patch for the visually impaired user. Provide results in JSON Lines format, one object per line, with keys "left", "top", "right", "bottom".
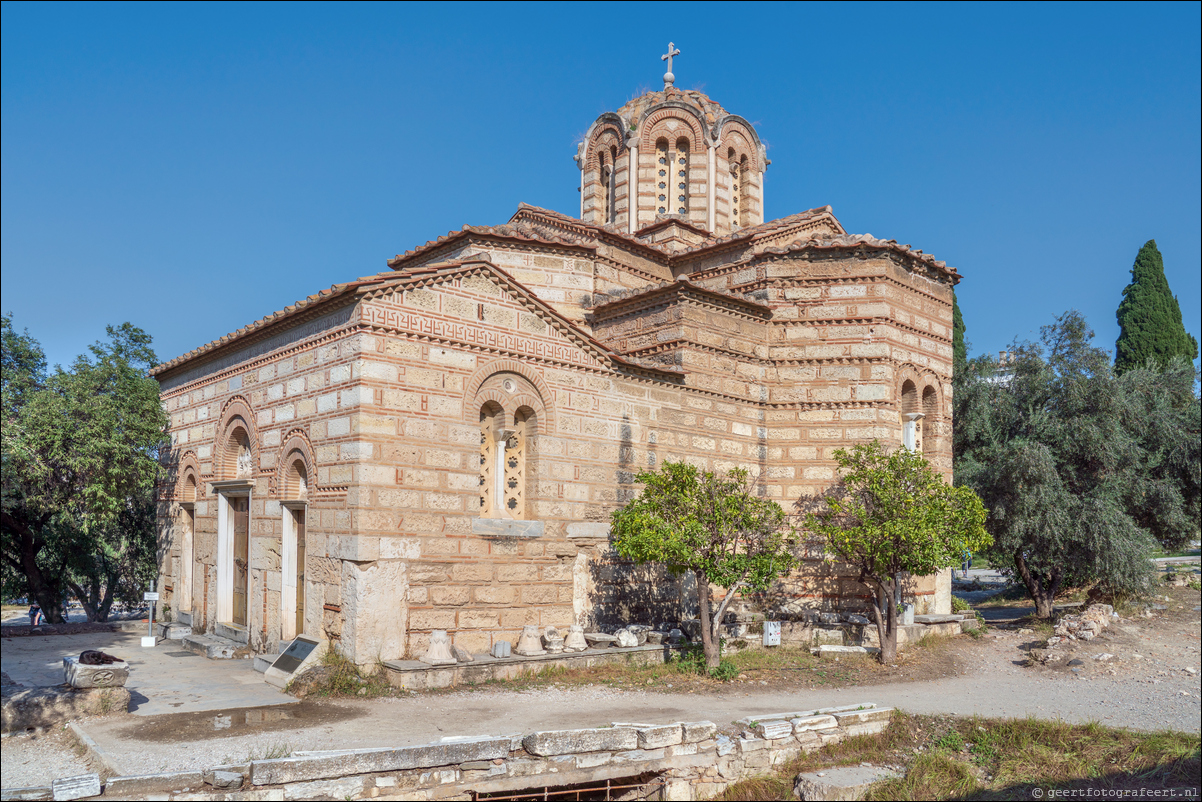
{"left": 245, "top": 742, "right": 294, "bottom": 761}
{"left": 716, "top": 712, "right": 1201, "bottom": 802}
{"left": 288, "top": 649, "right": 397, "bottom": 699}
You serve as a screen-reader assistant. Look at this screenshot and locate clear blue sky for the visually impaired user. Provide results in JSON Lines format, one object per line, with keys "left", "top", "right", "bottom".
{"left": 3, "top": 2, "right": 1199, "bottom": 370}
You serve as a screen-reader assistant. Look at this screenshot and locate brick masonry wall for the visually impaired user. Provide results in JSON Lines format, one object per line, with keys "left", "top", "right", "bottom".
{"left": 157, "top": 221, "right": 956, "bottom": 664}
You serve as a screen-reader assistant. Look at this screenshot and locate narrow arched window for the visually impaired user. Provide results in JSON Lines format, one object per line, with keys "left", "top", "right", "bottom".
{"left": 479, "top": 403, "right": 500, "bottom": 517}
{"left": 739, "top": 154, "right": 750, "bottom": 225}
{"left": 672, "top": 137, "right": 689, "bottom": 216}
{"left": 608, "top": 146, "right": 618, "bottom": 224}
{"left": 921, "top": 386, "right": 939, "bottom": 456}
{"left": 656, "top": 138, "right": 670, "bottom": 215}
{"left": 503, "top": 409, "right": 530, "bottom": 518}
{"left": 596, "top": 149, "right": 611, "bottom": 224}
{"left": 728, "top": 148, "right": 741, "bottom": 228}
{"left": 901, "top": 380, "right": 923, "bottom": 452}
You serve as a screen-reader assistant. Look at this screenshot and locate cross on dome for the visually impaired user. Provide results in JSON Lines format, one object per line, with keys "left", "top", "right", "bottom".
{"left": 661, "top": 42, "right": 681, "bottom": 89}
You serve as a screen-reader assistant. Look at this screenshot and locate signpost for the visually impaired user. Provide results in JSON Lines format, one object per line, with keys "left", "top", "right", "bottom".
{"left": 142, "top": 583, "right": 159, "bottom": 648}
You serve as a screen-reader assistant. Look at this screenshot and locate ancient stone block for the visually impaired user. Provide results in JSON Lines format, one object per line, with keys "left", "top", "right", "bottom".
{"left": 790, "top": 715, "right": 838, "bottom": 733}
{"left": 50, "top": 774, "right": 100, "bottom": 801}
{"left": 522, "top": 727, "right": 638, "bottom": 756}
{"left": 250, "top": 737, "right": 511, "bottom": 785}
{"left": 62, "top": 657, "right": 129, "bottom": 689}
{"left": 636, "top": 725, "right": 682, "bottom": 749}
{"left": 682, "top": 721, "right": 717, "bottom": 743}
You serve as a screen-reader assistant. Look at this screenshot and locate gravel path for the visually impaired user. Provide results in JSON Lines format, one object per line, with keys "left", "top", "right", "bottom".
{"left": 1, "top": 729, "right": 96, "bottom": 789}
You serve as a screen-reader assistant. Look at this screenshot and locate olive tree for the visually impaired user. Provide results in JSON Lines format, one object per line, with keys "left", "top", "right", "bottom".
{"left": 2, "top": 316, "right": 167, "bottom": 622}
{"left": 955, "top": 311, "right": 1199, "bottom": 617}
{"left": 805, "top": 441, "right": 990, "bottom": 663}
{"left": 610, "top": 462, "right": 795, "bottom": 671}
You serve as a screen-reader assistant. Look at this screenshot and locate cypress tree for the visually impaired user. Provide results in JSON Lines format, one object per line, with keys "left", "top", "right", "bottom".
{"left": 1115, "top": 240, "right": 1198, "bottom": 373}
{"left": 952, "top": 290, "right": 967, "bottom": 374}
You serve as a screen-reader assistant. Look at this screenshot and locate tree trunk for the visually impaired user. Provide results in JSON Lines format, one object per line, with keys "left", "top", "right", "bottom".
{"left": 1014, "top": 549, "right": 1060, "bottom": 619}
{"left": 5, "top": 513, "right": 66, "bottom": 623}
{"left": 695, "top": 569, "right": 721, "bottom": 671}
{"left": 867, "top": 578, "right": 898, "bottom": 663}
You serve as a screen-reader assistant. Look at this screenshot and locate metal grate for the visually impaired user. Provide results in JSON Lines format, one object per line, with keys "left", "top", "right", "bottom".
{"left": 474, "top": 777, "right": 665, "bottom": 801}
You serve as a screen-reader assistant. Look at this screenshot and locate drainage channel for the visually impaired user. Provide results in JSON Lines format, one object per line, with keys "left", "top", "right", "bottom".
{"left": 474, "top": 773, "right": 665, "bottom": 801}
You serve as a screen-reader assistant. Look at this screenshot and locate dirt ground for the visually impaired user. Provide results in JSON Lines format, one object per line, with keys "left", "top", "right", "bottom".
{"left": 3, "top": 585, "right": 1198, "bottom": 790}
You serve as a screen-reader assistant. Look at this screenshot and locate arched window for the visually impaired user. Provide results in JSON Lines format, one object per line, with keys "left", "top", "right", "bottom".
{"left": 728, "top": 148, "right": 742, "bottom": 228}
{"left": 220, "top": 425, "right": 253, "bottom": 479}
{"left": 607, "top": 146, "right": 618, "bottom": 224}
{"left": 672, "top": 137, "right": 689, "bottom": 216}
{"left": 739, "top": 154, "right": 750, "bottom": 225}
{"left": 921, "top": 386, "right": 939, "bottom": 456}
{"left": 596, "top": 148, "right": 611, "bottom": 224}
{"left": 479, "top": 402, "right": 501, "bottom": 517}
{"left": 901, "top": 380, "right": 923, "bottom": 452}
{"left": 655, "top": 138, "right": 670, "bottom": 215}
{"left": 478, "top": 400, "right": 535, "bottom": 519}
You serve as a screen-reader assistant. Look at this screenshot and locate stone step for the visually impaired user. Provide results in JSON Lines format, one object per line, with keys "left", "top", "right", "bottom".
{"left": 213, "top": 621, "right": 249, "bottom": 645}
{"left": 158, "top": 623, "right": 192, "bottom": 641}
{"left": 181, "top": 633, "right": 241, "bottom": 659}
{"left": 253, "top": 647, "right": 288, "bottom": 674}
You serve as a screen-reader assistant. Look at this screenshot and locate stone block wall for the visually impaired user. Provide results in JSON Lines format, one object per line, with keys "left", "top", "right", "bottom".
{"left": 157, "top": 214, "right": 957, "bottom": 666}
{"left": 40, "top": 705, "right": 893, "bottom": 801}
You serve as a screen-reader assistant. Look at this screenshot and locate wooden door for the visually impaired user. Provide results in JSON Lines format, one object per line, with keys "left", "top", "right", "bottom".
{"left": 294, "top": 508, "right": 306, "bottom": 636}
{"left": 231, "top": 497, "right": 249, "bottom": 627}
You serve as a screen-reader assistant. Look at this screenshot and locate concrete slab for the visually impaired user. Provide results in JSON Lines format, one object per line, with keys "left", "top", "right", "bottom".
{"left": 794, "top": 765, "right": 901, "bottom": 800}
{"left": 0, "top": 630, "right": 294, "bottom": 716}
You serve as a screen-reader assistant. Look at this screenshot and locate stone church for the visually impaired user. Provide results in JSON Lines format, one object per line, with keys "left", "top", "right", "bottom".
{"left": 153, "top": 53, "right": 959, "bottom": 664}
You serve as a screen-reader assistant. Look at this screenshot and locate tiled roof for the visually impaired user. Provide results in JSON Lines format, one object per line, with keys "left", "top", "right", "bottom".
{"left": 385, "top": 221, "right": 596, "bottom": 269}
{"left": 756, "top": 233, "right": 961, "bottom": 282}
{"left": 152, "top": 259, "right": 683, "bottom": 380}
{"left": 149, "top": 275, "right": 392, "bottom": 376}
{"left": 590, "top": 275, "right": 772, "bottom": 318}
{"left": 615, "top": 87, "right": 728, "bottom": 127}
{"left": 674, "top": 207, "right": 842, "bottom": 255}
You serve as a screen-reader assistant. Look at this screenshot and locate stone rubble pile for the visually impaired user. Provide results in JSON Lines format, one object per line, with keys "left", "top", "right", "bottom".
{"left": 1049, "top": 604, "right": 1116, "bottom": 644}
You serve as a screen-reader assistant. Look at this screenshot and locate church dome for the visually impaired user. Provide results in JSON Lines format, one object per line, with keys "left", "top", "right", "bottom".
{"left": 575, "top": 55, "right": 768, "bottom": 239}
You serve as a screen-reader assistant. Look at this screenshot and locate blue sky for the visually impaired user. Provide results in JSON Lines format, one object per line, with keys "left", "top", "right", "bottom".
{"left": 3, "top": 1, "right": 1199, "bottom": 370}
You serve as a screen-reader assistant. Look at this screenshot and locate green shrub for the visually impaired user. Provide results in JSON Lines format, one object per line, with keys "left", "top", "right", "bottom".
{"left": 709, "top": 660, "right": 739, "bottom": 681}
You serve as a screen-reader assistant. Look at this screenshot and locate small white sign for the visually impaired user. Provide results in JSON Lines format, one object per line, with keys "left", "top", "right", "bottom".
{"left": 763, "top": 620, "right": 782, "bottom": 647}
{"left": 143, "top": 592, "right": 159, "bottom": 601}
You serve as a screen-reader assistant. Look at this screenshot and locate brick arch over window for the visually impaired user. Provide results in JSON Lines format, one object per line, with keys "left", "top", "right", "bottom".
{"left": 215, "top": 396, "right": 257, "bottom": 481}
{"left": 716, "top": 119, "right": 762, "bottom": 172}
{"left": 177, "top": 451, "right": 202, "bottom": 502}
{"left": 921, "top": 384, "right": 943, "bottom": 457}
{"left": 473, "top": 371, "right": 546, "bottom": 520}
{"left": 640, "top": 109, "right": 705, "bottom": 153}
{"left": 589, "top": 127, "right": 624, "bottom": 161}
{"left": 276, "top": 430, "right": 315, "bottom": 501}
{"left": 465, "top": 359, "right": 554, "bottom": 432}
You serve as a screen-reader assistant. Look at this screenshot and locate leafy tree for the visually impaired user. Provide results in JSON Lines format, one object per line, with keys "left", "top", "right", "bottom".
{"left": 1115, "top": 240, "right": 1198, "bottom": 374}
{"left": 804, "top": 441, "right": 989, "bottom": 663}
{"left": 952, "top": 290, "right": 968, "bottom": 376}
{"left": 610, "top": 462, "right": 795, "bottom": 671}
{"left": 955, "top": 311, "right": 1199, "bottom": 617}
{"left": 1, "top": 317, "right": 167, "bottom": 622}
